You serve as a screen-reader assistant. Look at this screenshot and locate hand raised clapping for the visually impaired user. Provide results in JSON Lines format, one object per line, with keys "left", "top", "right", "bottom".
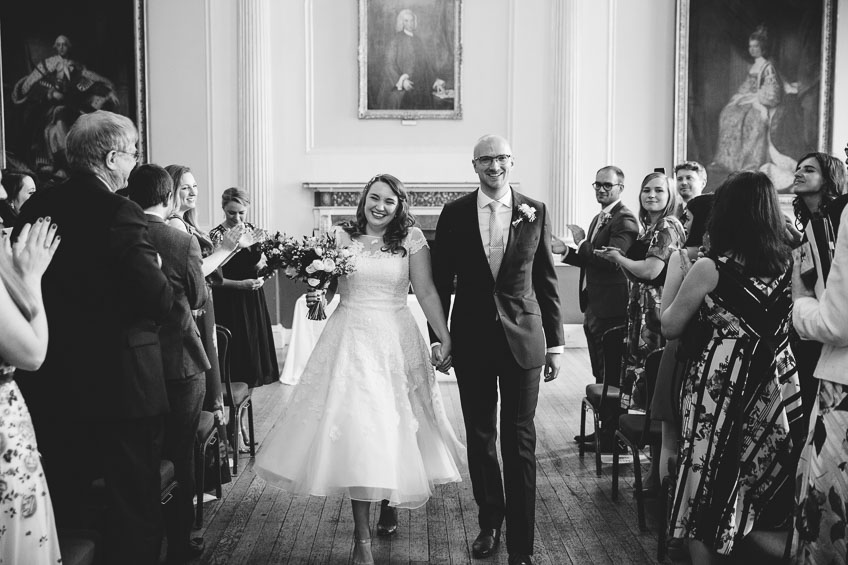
{"left": 9, "top": 217, "right": 61, "bottom": 283}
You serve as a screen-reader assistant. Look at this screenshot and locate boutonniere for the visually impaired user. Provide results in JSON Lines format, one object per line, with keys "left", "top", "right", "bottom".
{"left": 598, "top": 212, "right": 613, "bottom": 228}
{"left": 512, "top": 203, "right": 537, "bottom": 227}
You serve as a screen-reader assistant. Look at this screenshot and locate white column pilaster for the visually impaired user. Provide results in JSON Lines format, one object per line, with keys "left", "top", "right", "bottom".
{"left": 549, "top": 0, "right": 579, "bottom": 231}
{"left": 237, "top": 0, "right": 273, "bottom": 229}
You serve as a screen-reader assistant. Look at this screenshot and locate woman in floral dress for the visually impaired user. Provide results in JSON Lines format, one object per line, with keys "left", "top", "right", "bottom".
{"left": 663, "top": 171, "right": 803, "bottom": 563}
{"left": 0, "top": 204, "right": 62, "bottom": 564}
{"left": 597, "top": 171, "right": 685, "bottom": 413}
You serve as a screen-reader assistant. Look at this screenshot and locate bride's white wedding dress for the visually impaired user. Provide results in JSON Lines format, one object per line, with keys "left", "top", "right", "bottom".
{"left": 255, "top": 227, "right": 463, "bottom": 508}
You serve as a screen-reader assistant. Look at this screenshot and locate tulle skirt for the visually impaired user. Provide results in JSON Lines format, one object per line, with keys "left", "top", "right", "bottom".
{"left": 255, "top": 302, "right": 464, "bottom": 509}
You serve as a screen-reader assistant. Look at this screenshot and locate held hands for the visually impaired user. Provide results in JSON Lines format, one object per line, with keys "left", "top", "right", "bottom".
{"left": 430, "top": 342, "right": 453, "bottom": 374}
{"left": 544, "top": 352, "right": 561, "bottom": 382}
{"left": 10, "top": 217, "right": 61, "bottom": 283}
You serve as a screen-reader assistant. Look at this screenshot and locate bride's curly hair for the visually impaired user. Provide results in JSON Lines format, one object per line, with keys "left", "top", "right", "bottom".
{"left": 341, "top": 173, "right": 416, "bottom": 256}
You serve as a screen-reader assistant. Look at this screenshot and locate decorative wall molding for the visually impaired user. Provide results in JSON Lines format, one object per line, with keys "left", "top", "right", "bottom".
{"left": 204, "top": 0, "right": 215, "bottom": 229}
{"left": 606, "top": 0, "right": 616, "bottom": 163}
{"left": 549, "top": 0, "right": 579, "bottom": 231}
{"left": 237, "top": 0, "right": 274, "bottom": 229}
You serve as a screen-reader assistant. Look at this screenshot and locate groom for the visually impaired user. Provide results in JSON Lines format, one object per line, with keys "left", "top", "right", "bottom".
{"left": 431, "top": 134, "right": 563, "bottom": 565}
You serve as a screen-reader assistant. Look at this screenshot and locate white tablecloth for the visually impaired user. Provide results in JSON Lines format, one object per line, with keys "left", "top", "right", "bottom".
{"left": 280, "top": 294, "right": 456, "bottom": 385}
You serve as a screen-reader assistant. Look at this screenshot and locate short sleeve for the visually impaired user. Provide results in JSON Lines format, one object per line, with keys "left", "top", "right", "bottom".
{"left": 406, "top": 227, "right": 429, "bottom": 255}
{"left": 646, "top": 217, "right": 685, "bottom": 262}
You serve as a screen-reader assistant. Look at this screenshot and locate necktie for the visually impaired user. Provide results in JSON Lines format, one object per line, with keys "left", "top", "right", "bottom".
{"left": 488, "top": 201, "right": 504, "bottom": 279}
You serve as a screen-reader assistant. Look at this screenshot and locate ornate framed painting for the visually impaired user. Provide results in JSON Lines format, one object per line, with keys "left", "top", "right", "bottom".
{"left": 0, "top": 0, "right": 148, "bottom": 185}
{"left": 673, "top": 0, "right": 837, "bottom": 192}
{"left": 358, "top": 0, "right": 462, "bottom": 120}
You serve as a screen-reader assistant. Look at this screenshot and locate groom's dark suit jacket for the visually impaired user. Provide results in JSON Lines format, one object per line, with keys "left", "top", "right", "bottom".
{"left": 562, "top": 201, "right": 638, "bottom": 318}
{"left": 431, "top": 188, "right": 563, "bottom": 369}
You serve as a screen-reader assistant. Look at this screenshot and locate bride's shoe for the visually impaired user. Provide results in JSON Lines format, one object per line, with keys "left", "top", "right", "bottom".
{"left": 376, "top": 500, "right": 398, "bottom": 536}
{"left": 352, "top": 537, "right": 374, "bottom": 565}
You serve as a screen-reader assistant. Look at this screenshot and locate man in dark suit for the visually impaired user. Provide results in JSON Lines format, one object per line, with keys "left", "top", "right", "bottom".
{"left": 553, "top": 165, "right": 639, "bottom": 450}
{"left": 14, "top": 110, "right": 174, "bottom": 565}
{"left": 431, "top": 134, "right": 563, "bottom": 565}
{"left": 127, "top": 164, "right": 210, "bottom": 563}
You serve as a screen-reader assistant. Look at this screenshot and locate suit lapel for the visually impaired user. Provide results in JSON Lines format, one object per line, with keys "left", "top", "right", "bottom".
{"left": 464, "top": 190, "right": 490, "bottom": 274}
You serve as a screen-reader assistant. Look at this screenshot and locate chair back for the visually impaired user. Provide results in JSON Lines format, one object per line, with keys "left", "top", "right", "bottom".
{"left": 639, "top": 347, "right": 664, "bottom": 442}
{"left": 601, "top": 324, "right": 627, "bottom": 390}
{"left": 215, "top": 324, "right": 236, "bottom": 408}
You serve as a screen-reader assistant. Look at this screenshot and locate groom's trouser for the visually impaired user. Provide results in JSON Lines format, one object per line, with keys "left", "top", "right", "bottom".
{"left": 454, "top": 320, "right": 541, "bottom": 556}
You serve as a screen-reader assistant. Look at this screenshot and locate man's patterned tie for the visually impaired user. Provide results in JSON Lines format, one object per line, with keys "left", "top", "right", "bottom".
{"left": 488, "top": 201, "right": 504, "bottom": 279}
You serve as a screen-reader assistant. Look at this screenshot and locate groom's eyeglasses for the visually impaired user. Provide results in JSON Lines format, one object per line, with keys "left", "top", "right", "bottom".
{"left": 474, "top": 154, "right": 511, "bottom": 167}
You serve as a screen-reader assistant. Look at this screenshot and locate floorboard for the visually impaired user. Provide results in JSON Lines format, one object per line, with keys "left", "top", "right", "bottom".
{"left": 190, "top": 347, "right": 676, "bottom": 564}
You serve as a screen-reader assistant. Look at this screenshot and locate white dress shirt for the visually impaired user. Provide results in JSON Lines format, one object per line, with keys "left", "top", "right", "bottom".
{"left": 477, "top": 189, "right": 513, "bottom": 261}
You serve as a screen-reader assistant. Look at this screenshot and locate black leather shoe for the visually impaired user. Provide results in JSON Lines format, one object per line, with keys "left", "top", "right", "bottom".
{"left": 508, "top": 554, "right": 533, "bottom": 565}
{"left": 573, "top": 432, "right": 595, "bottom": 443}
{"left": 471, "top": 528, "right": 500, "bottom": 558}
{"left": 376, "top": 501, "right": 398, "bottom": 536}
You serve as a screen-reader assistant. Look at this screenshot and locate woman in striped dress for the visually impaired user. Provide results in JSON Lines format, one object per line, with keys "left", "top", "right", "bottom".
{"left": 662, "top": 171, "right": 803, "bottom": 562}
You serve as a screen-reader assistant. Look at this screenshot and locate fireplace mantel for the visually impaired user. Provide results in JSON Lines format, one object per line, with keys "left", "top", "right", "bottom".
{"left": 305, "top": 181, "right": 519, "bottom": 238}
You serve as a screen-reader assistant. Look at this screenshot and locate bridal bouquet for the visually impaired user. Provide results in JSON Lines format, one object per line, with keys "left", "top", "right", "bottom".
{"left": 258, "top": 231, "right": 357, "bottom": 320}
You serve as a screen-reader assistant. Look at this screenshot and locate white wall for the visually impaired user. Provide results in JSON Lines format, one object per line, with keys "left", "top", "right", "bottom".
{"left": 145, "top": 0, "right": 848, "bottom": 323}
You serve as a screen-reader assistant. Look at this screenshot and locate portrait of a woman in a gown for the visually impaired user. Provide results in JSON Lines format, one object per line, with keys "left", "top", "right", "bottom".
{"left": 712, "top": 26, "right": 786, "bottom": 173}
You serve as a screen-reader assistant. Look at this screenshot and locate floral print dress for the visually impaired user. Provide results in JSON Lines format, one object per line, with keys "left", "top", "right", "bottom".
{"left": 794, "top": 381, "right": 848, "bottom": 564}
{"left": 620, "top": 216, "right": 685, "bottom": 410}
{"left": 0, "top": 363, "right": 61, "bottom": 564}
{"left": 669, "top": 257, "right": 804, "bottom": 555}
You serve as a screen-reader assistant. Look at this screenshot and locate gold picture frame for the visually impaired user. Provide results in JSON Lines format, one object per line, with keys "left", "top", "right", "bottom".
{"left": 673, "top": 0, "right": 837, "bottom": 192}
{"left": 0, "top": 0, "right": 149, "bottom": 183}
{"left": 358, "top": 0, "right": 462, "bottom": 120}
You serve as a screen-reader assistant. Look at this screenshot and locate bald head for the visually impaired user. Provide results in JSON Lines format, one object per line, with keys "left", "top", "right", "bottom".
{"left": 473, "top": 134, "right": 512, "bottom": 159}
{"left": 472, "top": 134, "right": 514, "bottom": 197}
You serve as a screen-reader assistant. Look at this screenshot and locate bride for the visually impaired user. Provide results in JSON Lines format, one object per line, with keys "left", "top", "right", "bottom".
{"left": 254, "top": 174, "right": 463, "bottom": 565}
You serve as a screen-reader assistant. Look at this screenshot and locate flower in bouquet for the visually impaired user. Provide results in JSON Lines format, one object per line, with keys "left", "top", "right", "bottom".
{"left": 258, "top": 231, "right": 357, "bottom": 319}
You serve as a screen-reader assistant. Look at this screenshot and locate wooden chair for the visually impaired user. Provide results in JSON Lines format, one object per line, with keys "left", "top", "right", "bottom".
{"left": 194, "top": 410, "right": 222, "bottom": 527}
{"left": 579, "top": 324, "right": 626, "bottom": 476}
{"left": 215, "top": 324, "right": 256, "bottom": 475}
{"left": 612, "top": 348, "right": 663, "bottom": 533}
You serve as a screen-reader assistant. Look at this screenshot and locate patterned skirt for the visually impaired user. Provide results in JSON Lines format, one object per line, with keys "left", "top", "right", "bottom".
{"left": 794, "top": 380, "right": 848, "bottom": 564}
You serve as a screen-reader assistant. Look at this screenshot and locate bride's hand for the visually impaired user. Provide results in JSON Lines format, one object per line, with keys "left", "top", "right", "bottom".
{"left": 431, "top": 342, "right": 452, "bottom": 374}
{"left": 305, "top": 288, "right": 325, "bottom": 306}
{"left": 12, "top": 218, "right": 61, "bottom": 284}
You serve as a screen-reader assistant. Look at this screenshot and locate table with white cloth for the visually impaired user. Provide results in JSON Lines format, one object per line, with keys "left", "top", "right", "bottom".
{"left": 280, "top": 294, "right": 456, "bottom": 385}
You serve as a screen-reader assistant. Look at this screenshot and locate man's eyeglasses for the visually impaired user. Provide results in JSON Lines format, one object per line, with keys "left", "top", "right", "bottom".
{"left": 474, "top": 154, "right": 511, "bottom": 167}
{"left": 114, "top": 149, "right": 139, "bottom": 162}
{"left": 591, "top": 182, "right": 622, "bottom": 191}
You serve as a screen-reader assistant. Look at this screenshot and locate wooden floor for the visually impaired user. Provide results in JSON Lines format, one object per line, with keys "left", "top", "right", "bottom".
{"left": 193, "top": 348, "right": 672, "bottom": 564}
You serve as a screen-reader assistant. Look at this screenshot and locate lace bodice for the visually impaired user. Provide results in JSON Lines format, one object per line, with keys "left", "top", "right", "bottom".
{"left": 335, "top": 227, "right": 428, "bottom": 312}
